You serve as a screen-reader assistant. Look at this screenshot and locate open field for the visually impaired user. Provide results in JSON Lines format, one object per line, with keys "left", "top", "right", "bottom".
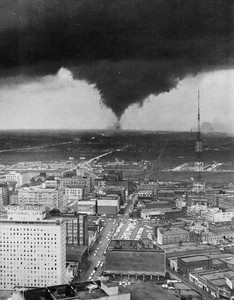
{"left": 0, "top": 130, "right": 233, "bottom": 184}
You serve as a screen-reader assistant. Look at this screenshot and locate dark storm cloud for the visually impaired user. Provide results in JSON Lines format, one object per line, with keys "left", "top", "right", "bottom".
{"left": 0, "top": 0, "right": 234, "bottom": 117}
{"left": 72, "top": 59, "right": 201, "bottom": 118}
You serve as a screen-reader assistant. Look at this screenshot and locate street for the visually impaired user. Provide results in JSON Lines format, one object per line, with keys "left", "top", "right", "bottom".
{"left": 82, "top": 218, "right": 118, "bottom": 281}
{"left": 82, "top": 193, "right": 136, "bottom": 281}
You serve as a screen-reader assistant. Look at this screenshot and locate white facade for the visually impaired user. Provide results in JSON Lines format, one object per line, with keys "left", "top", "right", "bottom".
{"left": 205, "top": 208, "right": 234, "bottom": 223}
{"left": 42, "top": 180, "right": 58, "bottom": 188}
{"left": 0, "top": 207, "right": 66, "bottom": 290}
{"left": 137, "top": 190, "right": 153, "bottom": 199}
{"left": 65, "top": 185, "right": 84, "bottom": 200}
{"left": 18, "top": 186, "right": 64, "bottom": 210}
{"left": 141, "top": 209, "right": 161, "bottom": 219}
{"left": 5, "top": 172, "right": 30, "bottom": 188}
{"left": 77, "top": 200, "right": 96, "bottom": 215}
{"left": 6, "top": 204, "right": 46, "bottom": 221}
{"left": 97, "top": 199, "right": 120, "bottom": 208}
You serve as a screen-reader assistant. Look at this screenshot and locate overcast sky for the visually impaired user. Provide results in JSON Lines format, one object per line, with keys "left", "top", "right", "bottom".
{"left": 0, "top": 67, "right": 233, "bottom": 132}
{"left": 0, "top": 1, "right": 233, "bottom": 132}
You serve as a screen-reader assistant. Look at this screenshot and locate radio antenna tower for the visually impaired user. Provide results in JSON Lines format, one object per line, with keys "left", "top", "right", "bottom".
{"left": 195, "top": 91, "right": 203, "bottom": 181}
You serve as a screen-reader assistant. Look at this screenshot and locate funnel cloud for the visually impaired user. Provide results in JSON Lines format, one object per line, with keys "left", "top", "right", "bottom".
{"left": 0, "top": 0, "right": 234, "bottom": 119}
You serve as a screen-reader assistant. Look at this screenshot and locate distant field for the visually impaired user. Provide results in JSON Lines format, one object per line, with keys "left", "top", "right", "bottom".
{"left": 151, "top": 171, "right": 234, "bottom": 185}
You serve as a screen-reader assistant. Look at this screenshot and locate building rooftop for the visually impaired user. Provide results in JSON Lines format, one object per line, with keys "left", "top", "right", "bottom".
{"left": 66, "top": 184, "right": 85, "bottom": 189}
{"left": 142, "top": 207, "right": 182, "bottom": 214}
{"left": 161, "top": 242, "right": 218, "bottom": 255}
{"left": 180, "top": 255, "right": 209, "bottom": 263}
{"left": 138, "top": 190, "right": 153, "bottom": 194}
{"left": 19, "top": 186, "right": 59, "bottom": 192}
{"left": 66, "top": 246, "right": 88, "bottom": 262}
{"left": 159, "top": 226, "right": 188, "bottom": 236}
{"left": 191, "top": 268, "right": 231, "bottom": 277}
{"left": 202, "top": 270, "right": 234, "bottom": 281}
{"left": 212, "top": 258, "right": 226, "bottom": 265}
{"left": 210, "top": 278, "right": 227, "bottom": 287}
{"left": 108, "top": 239, "right": 163, "bottom": 252}
{"left": 16, "top": 281, "right": 129, "bottom": 300}
{"left": 101, "top": 194, "right": 120, "bottom": 200}
{"left": 208, "top": 253, "right": 234, "bottom": 260}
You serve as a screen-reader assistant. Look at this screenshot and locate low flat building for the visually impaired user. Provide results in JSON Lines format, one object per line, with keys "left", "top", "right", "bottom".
{"left": 105, "top": 239, "right": 165, "bottom": 277}
{"left": 178, "top": 255, "right": 212, "bottom": 275}
{"left": 141, "top": 207, "right": 186, "bottom": 220}
{"left": 137, "top": 190, "right": 153, "bottom": 200}
{"left": 105, "top": 186, "right": 126, "bottom": 205}
{"left": 189, "top": 269, "right": 234, "bottom": 299}
{"left": 97, "top": 194, "right": 120, "bottom": 216}
{"left": 161, "top": 242, "right": 219, "bottom": 260}
{"left": 11, "top": 281, "right": 130, "bottom": 300}
{"left": 77, "top": 200, "right": 96, "bottom": 215}
{"left": 157, "top": 226, "right": 190, "bottom": 245}
{"left": 174, "top": 282, "right": 201, "bottom": 300}
{"left": 201, "top": 228, "right": 234, "bottom": 245}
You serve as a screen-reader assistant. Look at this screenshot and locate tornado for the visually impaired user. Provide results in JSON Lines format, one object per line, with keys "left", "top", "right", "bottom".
{"left": 0, "top": 0, "right": 233, "bottom": 119}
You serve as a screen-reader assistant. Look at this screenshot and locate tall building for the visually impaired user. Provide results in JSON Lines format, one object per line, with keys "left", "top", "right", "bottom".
{"left": 18, "top": 186, "right": 64, "bottom": 210}
{"left": 137, "top": 180, "right": 158, "bottom": 197}
{"left": 0, "top": 183, "right": 9, "bottom": 207}
{"left": 0, "top": 205, "right": 66, "bottom": 289}
{"left": 97, "top": 194, "right": 120, "bottom": 216}
{"left": 5, "top": 171, "right": 30, "bottom": 188}
{"left": 65, "top": 185, "right": 87, "bottom": 201}
{"left": 60, "top": 176, "right": 91, "bottom": 193}
{"left": 56, "top": 213, "right": 88, "bottom": 247}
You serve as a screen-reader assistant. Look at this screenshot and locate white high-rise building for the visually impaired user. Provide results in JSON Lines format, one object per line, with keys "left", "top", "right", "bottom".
{"left": 5, "top": 171, "right": 30, "bottom": 188}
{"left": 0, "top": 205, "right": 66, "bottom": 290}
